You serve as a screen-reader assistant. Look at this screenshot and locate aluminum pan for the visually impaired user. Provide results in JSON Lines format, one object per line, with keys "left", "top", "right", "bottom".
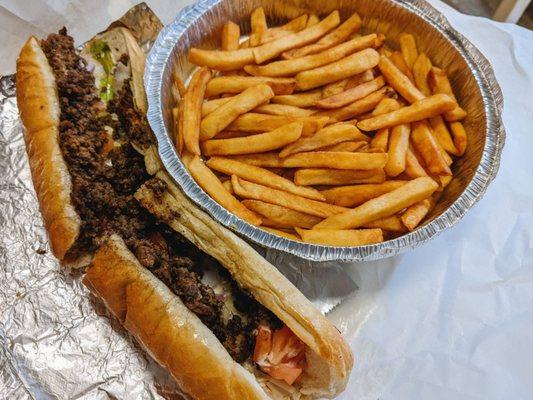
{"left": 144, "top": 0, "right": 505, "bottom": 262}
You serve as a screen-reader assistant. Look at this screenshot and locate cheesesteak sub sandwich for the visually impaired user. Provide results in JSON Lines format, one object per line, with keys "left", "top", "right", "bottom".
{"left": 16, "top": 27, "right": 353, "bottom": 399}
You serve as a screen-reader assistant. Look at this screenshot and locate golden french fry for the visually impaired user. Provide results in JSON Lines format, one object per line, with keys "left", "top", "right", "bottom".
{"left": 316, "top": 76, "right": 386, "bottom": 109}
{"left": 225, "top": 152, "right": 285, "bottom": 168}
{"left": 412, "top": 53, "right": 432, "bottom": 96}
{"left": 279, "top": 123, "right": 369, "bottom": 157}
{"left": 245, "top": 34, "right": 378, "bottom": 77}
{"left": 322, "top": 79, "right": 348, "bottom": 98}
{"left": 384, "top": 123, "right": 410, "bottom": 177}
{"left": 321, "top": 141, "right": 367, "bottom": 152}
{"left": 363, "top": 215, "right": 407, "bottom": 232}
{"left": 212, "top": 131, "right": 253, "bottom": 139}
{"left": 315, "top": 87, "right": 391, "bottom": 122}
{"left": 411, "top": 121, "right": 451, "bottom": 176}
{"left": 428, "top": 67, "right": 467, "bottom": 121}
{"left": 346, "top": 69, "right": 375, "bottom": 88}
{"left": 232, "top": 176, "right": 348, "bottom": 218}
{"left": 221, "top": 179, "right": 234, "bottom": 194}
{"left": 201, "top": 97, "right": 232, "bottom": 116}
{"left": 379, "top": 55, "right": 425, "bottom": 103}
{"left": 438, "top": 175, "right": 452, "bottom": 190}
{"left": 282, "top": 151, "right": 387, "bottom": 170}
{"left": 243, "top": 200, "right": 322, "bottom": 228}
{"left": 258, "top": 15, "right": 309, "bottom": 44}
{"left": 253, "top": 103, "right": 315, "bottom": 117}
{"left": 399, "top": 33, "right": 418, "bottom": 70}
{"left": 295, "top": 227, "right": 383, "bottom": 246}
{"left": 205, "top": 76, "right": 296, "bottom": 97}
{"left": 221, "top": 21, "right": 240, "bottom": 51}
{"left": 357, "top": 94, "right": 456, "bottom": 131}
{"left": 306, "top": 14, "right": 320, "bottom": 27}
{"left": 200, "top": 84, "right": 274, "bottom": 140}
{"left": 295, "top": 48, "right": 380, "bottom": 90}
{"left": 172, "top": 75, "right": 187, "bottom": 99}
{"left": 284, "top": 12, "right": 362, "bottom": 58}
{"left": 227, "top": 113, "right": 329, "bottom": 136}
{"left": 172, "top": 103, "right": 184, "bottom": 155}
{"left": 321, "top": 181, "right": 406, "bottom": 207}
{"left": 428, "top": 115, "right": 458, "bottom": 155}
{"left": 189, "top": 48, "right": 254, "bottom": 71}
{"left": 202, "top": 121, "right": 303, "bottom": 156}
{"left": 187, "top": 156, "right": 262, "bottom": 225}
{"left": 253, "top": 11, "right": 340, "bottom": 63}
{"left": 449, "top": 121, "right": 467, "bottom": 156}
{"left": 314, "top": 176, "right": 439, "bottom": 229}
{"left": 370, "top": 129, "right": 389, "bottom": 152}
{"left": 271, "top": 89, "right": 323, "bottom": 108}
{"left": 182, "top": 67, "right": 211, "bottom": 155}
{"left": 400, "top": 198, "right": 432, "bottom": 231}
{"left": 207, "top": 157, "right": 324, "bottom": 200}
{"left": 295, "top": 168, "right": 386, "bottom": 186}
{"left": 389, "top": 51, "right": 415, "bottom": 82}
{"left": 261, "top": 227, "right": 301, "bottom": 241}
{"left": 249, "top": 7, "right": 268, "bottom": 46}
{"left": 405, "top": 146, "right": 428, "bottom": 178}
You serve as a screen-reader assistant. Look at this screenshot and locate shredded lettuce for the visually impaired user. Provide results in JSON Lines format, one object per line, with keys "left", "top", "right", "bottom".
{"left": 90, "top": 40, "right": 115, "bottom": 102}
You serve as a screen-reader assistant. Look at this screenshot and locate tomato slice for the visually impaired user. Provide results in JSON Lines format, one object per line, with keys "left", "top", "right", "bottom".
{"left": 253, "top": 324, "right": 272, "bottom": 366}
{"left": 264, "top": 363, "right": 304, "bottom": 386}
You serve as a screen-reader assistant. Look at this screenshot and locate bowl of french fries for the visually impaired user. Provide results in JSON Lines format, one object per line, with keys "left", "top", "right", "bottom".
{"left": 144, "top": 0, "right": 504, "bottom": 261}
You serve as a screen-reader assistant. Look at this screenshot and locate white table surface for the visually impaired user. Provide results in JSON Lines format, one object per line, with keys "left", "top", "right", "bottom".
{"left": 1, "top": 1, "right": 532, "bottom": 399}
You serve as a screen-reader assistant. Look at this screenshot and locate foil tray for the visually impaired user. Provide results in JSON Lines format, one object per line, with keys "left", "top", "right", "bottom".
{"left": 145, "top": 0, "right": 505, "bottom": 262}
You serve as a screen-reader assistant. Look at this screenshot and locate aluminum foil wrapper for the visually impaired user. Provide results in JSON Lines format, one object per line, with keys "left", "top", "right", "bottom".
{"left": 0, "top": 3, "right": 358, "bottom": 398}
{"left": 145, "top": 0, "right": 505, "bottom": 262}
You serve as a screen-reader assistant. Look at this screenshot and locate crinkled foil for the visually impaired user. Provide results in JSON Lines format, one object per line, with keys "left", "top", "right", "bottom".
{"left": 0, "top": 3, "right": 358, "bottom": 398}
{"left": 145, "top": 0, "right": 505, "bottom": 262}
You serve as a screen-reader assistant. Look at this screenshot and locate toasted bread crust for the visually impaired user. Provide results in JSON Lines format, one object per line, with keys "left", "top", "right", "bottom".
{"left": 83, "top": 235, "right": 270, "bottom": 400}
{"left": 16, "top": 37, "right": 81, "bottom": 261}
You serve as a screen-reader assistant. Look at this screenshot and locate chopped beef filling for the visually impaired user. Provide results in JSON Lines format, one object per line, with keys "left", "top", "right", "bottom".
{"left": 41, "top": 29, "right": 280, "bottom": 363}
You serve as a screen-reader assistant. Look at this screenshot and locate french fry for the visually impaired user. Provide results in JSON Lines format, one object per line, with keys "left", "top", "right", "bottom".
{"left": 258, "top": 15, "right": 309, "bottom": 44}
{"left": 295, "top": 48, "right": 380, "bottom": 90}
{"left": 232, "top": 176, "right": 348, "bottom": 218}
{"left": 306, "top": 14, "right": 320, "bottom": 27}
{"left": 449, "top": 121, "right": 467, "bottom": 156}
{"left": 400, "top": 198, "right": 432, "bottom": 231}
{"left": 189, "top": 48, "right": 254, "bottom": 71}
{"left": 226, "top": 152, "right": 285, "bottom": 168}
{"left": 357, "top": 94, "right": 456, "bottom": 131}
{"left": 242, "top": 200, "right": 322, "bottom": 228}
{"left": 321, "top": 141, "right": 367, "bottom": 152}
{"left": 200, "top": 84, "right": 274, "bottom": 140}
{"left": 227, "top": 113, "right": 329, "bottom": 136}
{"left": 322, "top": 79, "right": 348, "bottom": 98}
{"left": 316, "top": 76, "right": 386, "bottom": 109}
{"left": 369, "top": 98, "right": 401, "bottom": 151}
{"left": 182, "top": 67, "right": 211, "bottom": 155}
{"left": 294, "top": 168, "right": 386, "bottom": 186}
{"left": 399, "top": 33, "right": 418, "bottom": 70}
{"left": 253, "top": 11, "right": 341, "bottom": 63}
{"left": 412, "top": 53, "right": 432, "bottom": 96}
{"left": 282, "top": 151, "right": 388, "bottom": 170}
{"left": 172, "top": 103, "right": 184, "bottom": 155}
{"left": 384, "top": 123, "right": 410, "bottom": 177}
{"left": 172, "top": 75, "right": 187, "bottom": 99}
{"left": 438, "top": 175, "right": 452, "bottom": 190}
{"left": 428, "top": 67, "right": 467, "bottom": 121}
{"left": 284, "top": 13, "right": 362, "bottom": 58}
{"left": 428, "top": 115, "right": 458, "bottom": 155}
{"left": 271, "top": 89, "right": 323, "bottom": 108}
{"left": 202, "top": 97, "right": 232, "bottom": 116}
{"left": 405, "top": 146, "right": 428, "bottom": 178}
{"left": 253, "top": 103, "right": 315, "bottom": 117}
{"left": 411, "top": 121, "right": 451, "bottom": 176}
{"left": 213, "top": 131, "right": 253, "bottom": 139}
{"left": 362, "top": 215, "right": 407, "bottom": 232}
{"left": 221, "top": 21, "right": 241, "bottom": 51}
{"left": 295, "top": 227, "right": 383, "bottom": 246}
{"left": 389, "top": 51, "right": 415, "bottom": 82}
{"left": 202, "top": 121, "right": 303, "bottom": 156}
{"left": 279, "top": 123, "right": 369, "bottom": 157}
{"left": 206, "top": 157, "right": 325, "bottom": 200}
{"left": 261, "top": 227, "right": 301, "bottom": 241}
{"left": 315, "top": 87, "right": 391, "bottom": 122}
{"left": 205, "top": 76, "right": 296, "bottom": 97}
{"left": 346, "top": 69, "right": 375, "bottom": 88}
{"left": 187, "top": 156, "right": 262, "bottom": 225}
{"left": 379, "top": 55, "right": 425, "bottom": 103}
{"left": 245, "top": 34, "right": 378, "bottom": 77}
{"left": 314, "top": 176, "right": 439, "bottom": 229}
{"left": 249, "top": 7, "right": 268, "bottom": 46}
{"left": 321, "top": 181, "right": 406, "bottom": 207}
{"left": 221, "top": 179, "right": 234, "bottom": 194}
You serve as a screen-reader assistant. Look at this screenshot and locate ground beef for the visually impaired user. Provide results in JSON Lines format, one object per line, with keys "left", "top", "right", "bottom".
{"left": 41, "top": 29, "right": 280, "bottom": 364}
